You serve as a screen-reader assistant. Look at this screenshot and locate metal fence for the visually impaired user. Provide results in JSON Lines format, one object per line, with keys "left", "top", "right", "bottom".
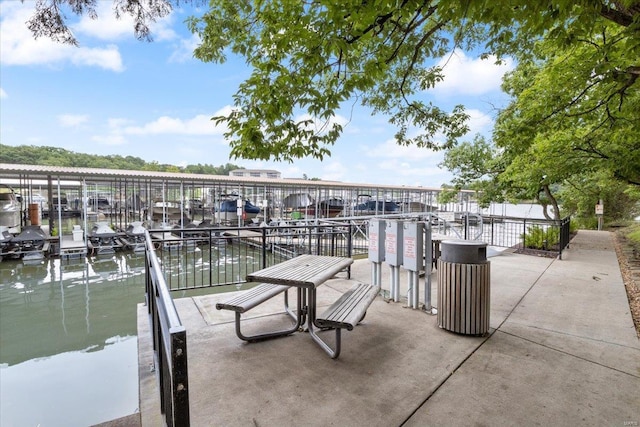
{"left": 144, "top": 230, "right": 190, "bottom": 427}
{"left": 148, "top": 215, "right": 570, "bottom": 292}
{"left": 151, "top": 223, "right": 358, "bottom": 291}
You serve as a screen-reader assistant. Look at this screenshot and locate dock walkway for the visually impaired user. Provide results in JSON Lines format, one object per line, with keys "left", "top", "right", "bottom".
{"left": 136, "top": 230, "right": 639, "bottom": 426}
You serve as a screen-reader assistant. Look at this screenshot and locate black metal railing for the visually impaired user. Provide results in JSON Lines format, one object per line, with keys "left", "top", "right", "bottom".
{"left": 148, "top": 215, "right": 572, "bottom": 292}
{"left": 417, "top": 213, "right": 571, "bottom": 257}
{"left": 558, "top": 216, "right": 571, "bottom": 259}
{"left": 144, "top": 230, "right": 190, "bottom": 427}
{"left": 149, "top": 223, "right": 357, "bottom": 291}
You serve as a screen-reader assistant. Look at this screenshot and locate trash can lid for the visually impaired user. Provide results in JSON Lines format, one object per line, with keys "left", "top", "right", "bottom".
{"left": 440, "top": 240, "right": 488, "bottom": 263}
{"left": 441, "top": 239, "right": 487, "bottom": 247}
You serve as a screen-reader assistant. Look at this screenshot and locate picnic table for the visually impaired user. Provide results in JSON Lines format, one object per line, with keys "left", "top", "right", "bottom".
{"left": 218, "top": 254, "right": 379, "bottom": 358}
{"left": 247, "top": 254, "right": 353, "bottom": 330}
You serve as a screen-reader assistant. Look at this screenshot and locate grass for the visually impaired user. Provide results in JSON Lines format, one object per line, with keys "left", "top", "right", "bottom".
{"left": 626, "top": 223, "right": 640, "bottom": 245}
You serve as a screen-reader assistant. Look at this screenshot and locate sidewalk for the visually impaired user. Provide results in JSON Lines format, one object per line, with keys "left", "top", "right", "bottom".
{"left": 137, "top": 230, "right": 640, "bottom": 426}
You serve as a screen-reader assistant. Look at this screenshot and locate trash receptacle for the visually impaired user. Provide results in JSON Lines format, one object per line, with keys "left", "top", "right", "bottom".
{"left": 437, "top": 240, "right": 490, "bottom": 335}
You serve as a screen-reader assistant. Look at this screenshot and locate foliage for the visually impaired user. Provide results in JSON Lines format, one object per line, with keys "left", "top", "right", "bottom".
{"left": 16, "top": 1, "right": 640, "bottom": 216}
{"left": 572, "top": 216, "right": 599, "bottom": 230}
{"left": 441, "top": 10, "right": 640, "bottom": 221}
{"left": 0, "top": 144, "right": 241, "bottom": 175}
{"left": 22, "top": 0, "right": 198, "bottom": 45}
{"left": 522, "top": 225, "right": 559, "bottom": 250}
{"left": 185, "top": 1, "right": 640, "bottom": 161}
{"left": 19, "top": 1, "right": 640, "bottom": 165}
{"left": 628, "top": 224, "right": 640, "bottom": 246}
{"left": 559, "top": 171, "right": 640, "bottom": 223}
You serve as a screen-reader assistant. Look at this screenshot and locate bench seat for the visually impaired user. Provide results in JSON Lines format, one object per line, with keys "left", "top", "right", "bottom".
{"left": 216, "top": 283, "right": 300, "bottom": 342}
{"left": 316, "top": 282, "right": 380, "bottom": 330}
{"left": 216, "top": 283, "right": 290, "bottom": 313}
{"left": 312, "top": 281, "right": 380, "bottom": 358}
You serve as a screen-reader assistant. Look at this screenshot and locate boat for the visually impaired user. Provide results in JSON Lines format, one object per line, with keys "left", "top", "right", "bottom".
{"left": 0, "top": 184, "right": 22, "bottom": 229}
{"left": 214, "top": 196, "right": 261, "bottom": 224}
{"left": 353, "top": 197, "right": 399, "bottom": 215}
{"left": 121, "top": 221, "right": 147, "bottom": 252}
{"left": 151, "top": 200, "right": 190, "bottom": 223}
{"left": 7, "top": 225, "right": 47, "bottom": 261}
{"left": 312, "top": 197, "right": 345, "bottom": 218}
{"left": 186, "top": 199, "right": 206, "bottom": 216}
{"left": 0, "top": 226, "right": 13, "bottom": 261}
{"left": 88, "top": 222, "right": 122, "bottom": 255}
{"left": 283, "top": 193, "right": 315, "bottom": 219}
{"left": 87, "top": 196, "right": 112, "bottom": 214}
{"left": 126, "top": 194, "right": 146, "bottom": 214}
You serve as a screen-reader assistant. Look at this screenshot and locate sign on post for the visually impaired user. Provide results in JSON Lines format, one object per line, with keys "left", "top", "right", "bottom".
{"left": 368, "top": 219, "right": 386, "bottom": 263}
{"left": 402, "top": 222, "right": 424, "bottom": 272}
{"left": 385, "top": 220, "right": 403, "bottom": 266}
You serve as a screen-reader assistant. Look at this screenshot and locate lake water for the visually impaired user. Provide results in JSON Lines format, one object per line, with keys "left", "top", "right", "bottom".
{"left": 0, "top": 254, "right": 145, "bottom": 426}
{"left": 0, "top": 250, "right": 236, "bottom": 427}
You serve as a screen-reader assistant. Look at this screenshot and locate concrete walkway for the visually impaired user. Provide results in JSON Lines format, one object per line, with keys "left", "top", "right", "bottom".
{"left": 137, "top": 230, "right": 640, "bottom": 426}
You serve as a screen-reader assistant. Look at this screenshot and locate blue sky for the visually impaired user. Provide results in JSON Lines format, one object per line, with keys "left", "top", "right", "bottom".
{"left": 0, "top": 1, "right": 514, "bottom": 187}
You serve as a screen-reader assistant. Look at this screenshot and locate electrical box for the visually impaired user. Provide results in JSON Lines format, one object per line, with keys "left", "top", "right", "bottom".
{"left": 368, "top": 219, "right": 386, "bottom": 262}
{"left": 385, "top": 220, "right": 403, "bottom": 266}
{"left": 403, "top": 221, "right": 424, "bottom": 272}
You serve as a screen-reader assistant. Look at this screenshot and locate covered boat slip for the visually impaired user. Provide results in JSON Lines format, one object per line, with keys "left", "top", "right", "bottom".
{"left": 0, "top": 163, "right": 466, "bottom": 232}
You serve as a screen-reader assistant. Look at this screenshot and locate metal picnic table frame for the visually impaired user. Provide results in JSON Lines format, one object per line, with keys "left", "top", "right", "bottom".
{"left": 246, "top": 254, "right": 353, "bottom": 352}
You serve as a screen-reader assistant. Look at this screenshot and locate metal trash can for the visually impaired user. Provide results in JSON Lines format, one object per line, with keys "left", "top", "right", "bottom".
{"left": 437, "top": 240, "right": 490, "bottom": 335}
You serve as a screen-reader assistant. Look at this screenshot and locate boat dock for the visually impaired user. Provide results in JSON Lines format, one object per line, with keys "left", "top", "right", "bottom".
{"left": 59, "top": 235, "right": 88, "bottom": 259}
{"left": 133, "top": 230, "right": 639, "bottom": 426}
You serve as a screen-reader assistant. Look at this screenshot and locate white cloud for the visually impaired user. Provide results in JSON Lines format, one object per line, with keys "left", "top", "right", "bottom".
{"left": 58, "top": 114, "right": 89, "bottom": 128}
{"left": 73, "top": 1, "right": 177, "bottom": 42}
{"left": 0, "top": 2, "right": 124, "bottom": 71}
{"left": 0, "top": 88, "right": 7, "bottom": 98}
{"left": 431, "top": 50, "right": 514, "bottom": 96}
{"left": 107, "top": 118, "right": 134, "bottom": 129}
{"left": 169, "top": 34, "right": 201, "bottom": 63}
{"left": 466, "top": 109, "right": 494, "bottom": 135}
{"left": 124, "top": 114, "right": 224, "bottom": 136}
{"left": 366, "top": 139, "right": 445, "bottom": 161}
{"left": 295, "top": 113, "right": 350, "bottom": 135}
{"left": 318, "top": 161, "right": 348, "bottom": 181}
{"left": 73, "top": 2, "right": 134, "bottom": 41}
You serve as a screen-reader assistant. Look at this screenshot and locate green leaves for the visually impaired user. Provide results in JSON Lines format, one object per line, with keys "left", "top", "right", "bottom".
{"left": 185, "top": 0, "right": 640, "bottom": 164}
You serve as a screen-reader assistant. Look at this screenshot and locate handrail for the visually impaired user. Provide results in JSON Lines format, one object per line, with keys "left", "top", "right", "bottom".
{"left": 144, "top": 229, "right": 190, "bottom": 427}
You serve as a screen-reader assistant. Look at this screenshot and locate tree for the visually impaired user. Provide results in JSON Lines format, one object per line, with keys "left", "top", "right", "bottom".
{"left": 23, "top": 0, "right": 181, "bottom": 45}
{"left": 441, "top": 17, "right": 640, "bottom": 221}
{"left": 186, "top": 0, "right": 639, "bottom": 161}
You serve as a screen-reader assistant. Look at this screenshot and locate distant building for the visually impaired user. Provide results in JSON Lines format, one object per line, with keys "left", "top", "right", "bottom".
{"left": 229, "top": 169, "right": 281, "bottom": 179}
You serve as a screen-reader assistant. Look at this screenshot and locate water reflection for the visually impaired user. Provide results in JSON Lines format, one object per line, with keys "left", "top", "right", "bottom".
{"left": 0, "top": 239, "right": 258, "bottom": 425}
{"left": 0, "top": 253, "right": 147, "bottom": 426}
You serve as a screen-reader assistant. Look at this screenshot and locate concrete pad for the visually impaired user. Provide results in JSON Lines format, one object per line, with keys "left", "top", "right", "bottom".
{"left": 404, "top": 331, "right": 640, "bottom": 426}
{"left": 183, "top": 296, "right": 485, "bottom": 427}
{"left": 137, "top": 230, "right": 640, "bottom": 426}
{"left": 500, "top": 322, "right": 640, "bottom": 377}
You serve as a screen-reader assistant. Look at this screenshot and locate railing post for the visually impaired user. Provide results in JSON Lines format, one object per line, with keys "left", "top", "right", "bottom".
{"left": 347, "top": 224, "right": 353, "bottom": 279}
{"left": 171, "top": 330, "right": 189, "bottom": 427}
{"left": 261, "top": 227, "right": 267, "bottom": 269}
{"left": 464, "top": 213, "right": 469, "bottom": 240}
{"left": 491, "top": 217, "right": 495, "bottom": 246}
{"left": 144, "top": 230, "right": 190, "bottom": 426}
